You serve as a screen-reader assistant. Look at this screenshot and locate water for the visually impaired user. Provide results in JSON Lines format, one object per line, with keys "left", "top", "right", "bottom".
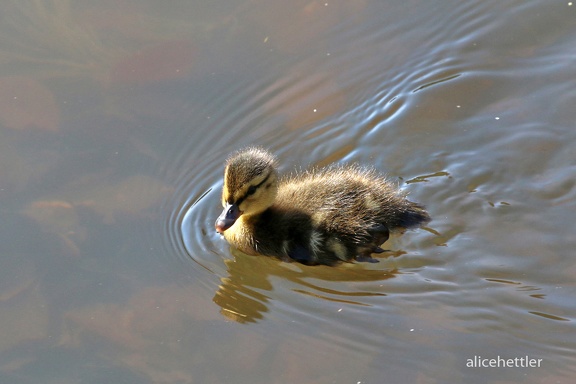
{"left": 1, "top": 1, "right": 575, "bottom": 383}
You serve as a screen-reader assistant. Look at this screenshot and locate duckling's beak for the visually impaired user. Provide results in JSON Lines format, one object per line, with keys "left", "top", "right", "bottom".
{"left": 215, "top": 203, "right": 242, "bottom": 233}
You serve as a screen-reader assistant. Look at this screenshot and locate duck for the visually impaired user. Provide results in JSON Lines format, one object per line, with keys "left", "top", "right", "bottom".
{"left": 215, "top": 147, "right": 430, "bottom": 266}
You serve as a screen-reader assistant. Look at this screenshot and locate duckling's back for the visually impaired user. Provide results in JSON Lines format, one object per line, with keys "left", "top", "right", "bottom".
{"left": 277, "top": 165, "right": 429, "bottom": 229}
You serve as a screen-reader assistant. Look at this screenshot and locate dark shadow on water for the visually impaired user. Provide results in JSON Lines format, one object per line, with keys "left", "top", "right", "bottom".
{"left": 213, "top": 248, "right": 399, "bottom": 323}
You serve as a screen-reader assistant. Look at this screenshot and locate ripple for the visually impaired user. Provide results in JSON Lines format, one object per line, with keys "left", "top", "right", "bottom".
{"left": 528, "top": 311, "right": 570, "bottom": 322}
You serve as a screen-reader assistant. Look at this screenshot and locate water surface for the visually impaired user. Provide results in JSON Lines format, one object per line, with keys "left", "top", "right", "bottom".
{"left": 1, "top": 1, "right": 575, "bottom": 383}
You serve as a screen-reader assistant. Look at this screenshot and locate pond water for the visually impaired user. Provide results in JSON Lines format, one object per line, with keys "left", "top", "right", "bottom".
{"left": 1, "top": 1, "right": 575, "bottom": 383}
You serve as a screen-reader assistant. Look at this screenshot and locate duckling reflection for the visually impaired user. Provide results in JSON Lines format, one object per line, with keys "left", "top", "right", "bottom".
{"left": 215, "top": 147, "right": 430, "bottom": 265}
{"left": 213, "top": 248, "right": 400, "bottom": 323}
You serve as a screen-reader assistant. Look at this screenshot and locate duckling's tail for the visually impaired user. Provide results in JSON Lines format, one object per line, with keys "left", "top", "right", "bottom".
{"left": 397, "top": 202, "right": 431, "bottom": 230}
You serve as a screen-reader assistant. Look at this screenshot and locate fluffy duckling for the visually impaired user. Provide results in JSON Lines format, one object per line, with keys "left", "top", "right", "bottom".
{"left": 215, "top": 147, "right": 430, "bottom": 266}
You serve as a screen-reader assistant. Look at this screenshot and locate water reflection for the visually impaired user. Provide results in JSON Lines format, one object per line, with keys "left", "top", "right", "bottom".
{"left": 214, "top": 250, "right": 397, "bottom": 323}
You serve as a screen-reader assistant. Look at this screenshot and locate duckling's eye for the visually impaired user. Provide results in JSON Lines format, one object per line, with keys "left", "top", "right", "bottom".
{"left": 247, "top": 185, "right": 257, "bottom": 196}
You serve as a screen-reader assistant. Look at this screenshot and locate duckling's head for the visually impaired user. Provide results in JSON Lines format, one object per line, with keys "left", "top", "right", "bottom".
{"left": 215, "top": 147, "right": 278, "bottom": 233}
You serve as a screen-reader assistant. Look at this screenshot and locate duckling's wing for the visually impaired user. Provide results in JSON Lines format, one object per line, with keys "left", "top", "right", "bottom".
{"left": 353, "top": 223, "right": 390, "bottom": 262}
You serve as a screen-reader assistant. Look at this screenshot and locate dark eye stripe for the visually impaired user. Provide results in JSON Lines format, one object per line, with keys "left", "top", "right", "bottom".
{"left": 235, "top": 173, "right": 271, "bottom": 206}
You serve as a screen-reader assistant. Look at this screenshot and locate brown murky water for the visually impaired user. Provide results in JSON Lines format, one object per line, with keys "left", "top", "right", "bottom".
{"left": 1, "top": 1, "right": 575, "bottom": 383}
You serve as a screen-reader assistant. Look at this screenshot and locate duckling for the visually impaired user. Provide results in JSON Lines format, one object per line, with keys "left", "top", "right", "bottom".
{"left": 215, "top": 147, "right": 430, "bottom": 266}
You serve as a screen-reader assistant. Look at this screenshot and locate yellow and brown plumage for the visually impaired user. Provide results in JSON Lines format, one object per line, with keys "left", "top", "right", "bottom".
{"left": 215, "top": 147, "right": 430, "bottom": 266}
